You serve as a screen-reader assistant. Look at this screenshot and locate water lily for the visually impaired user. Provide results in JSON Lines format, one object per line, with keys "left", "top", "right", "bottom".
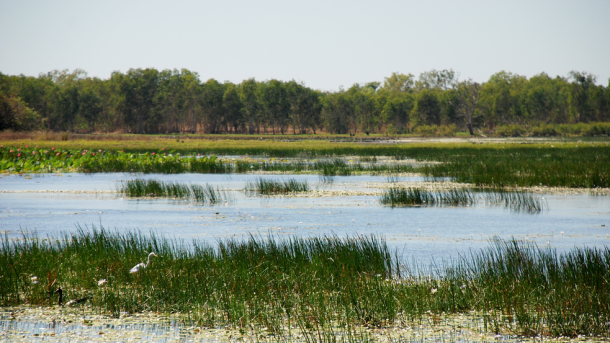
{"left": 98, "top": 279, "right": 108, "bottom": 286}
{"left": 431, "top": 288, "right": 437, "bottom": 294}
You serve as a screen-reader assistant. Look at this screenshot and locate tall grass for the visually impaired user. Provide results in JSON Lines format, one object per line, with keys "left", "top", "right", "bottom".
{"left": 379, "top": 187, "right": 476, "bottom": 207}
{"left": 117, "top": 179, "right": 231, "bottom": 205}
{"left": 245, "top": 177, "right": 309, "bottom": 195}
{"left": 483, "top": 188, "right": 547, "bottom": 213}
{"left": 380, "top": 187, "right": 545, "bottom": 212}
{"left": 1, "top": 229, "right": 607, "bottom": 338}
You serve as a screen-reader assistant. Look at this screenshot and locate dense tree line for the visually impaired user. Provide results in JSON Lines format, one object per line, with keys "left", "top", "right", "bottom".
{"left": 1, "top": 68, "right": 609, "bottom": 135}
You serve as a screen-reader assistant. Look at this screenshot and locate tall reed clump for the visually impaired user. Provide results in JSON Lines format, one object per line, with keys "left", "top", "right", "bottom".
{"left": 117, "top": 179, "right": 230, "bottom": 205}
{"left": 380, "top": 187, "right": 545, "bottom": 212}
{"left": 452, "top": 239, "right": 610, "bottom": 337}
{"left": 245, "top": 177, "right": 309, "bottom": 195}
{"left": 379, "top": 187, "right": 476, "bottom": 207}
{"left": 0, "top": 229, "right": 607, "bottom": 338}
{"left": 0, "top": 228, "right": 394, "bottom": 336}
{"left": 483, "top": 188, "right": 547, "bottom": 213}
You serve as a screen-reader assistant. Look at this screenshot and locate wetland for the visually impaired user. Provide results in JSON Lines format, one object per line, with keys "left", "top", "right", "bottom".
{"left": 1, "top": 139, "right": 609, "bottom": 342}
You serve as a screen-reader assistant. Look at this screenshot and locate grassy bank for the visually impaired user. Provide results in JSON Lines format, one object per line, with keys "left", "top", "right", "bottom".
{"left": 1, "top": 228, "right": 608, "bottom": 338}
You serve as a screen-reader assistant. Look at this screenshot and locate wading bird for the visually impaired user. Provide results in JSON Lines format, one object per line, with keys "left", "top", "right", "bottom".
{"left": 130, "top": 252, "right": 158, "bottom": 273}
{"left": 55, "top": 287, "right": 89, "bottom": 306}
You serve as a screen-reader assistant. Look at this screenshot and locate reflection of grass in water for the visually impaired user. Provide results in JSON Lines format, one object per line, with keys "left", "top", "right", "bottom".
{"left": 380, "top": 186, "right": 546, "bottom": 212}
{"left": 1, "top": 229, "right": 608, "bottom": 338}
{"left": 245, "top": 177, "right": 309, "bottom": 195}
{"left": 117, "top": 179, "right": 230, "bottom": 205}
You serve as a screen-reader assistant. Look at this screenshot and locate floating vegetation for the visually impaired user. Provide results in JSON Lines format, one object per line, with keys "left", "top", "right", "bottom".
{"left": 245, "top": 177, "right": 309, "bottom": 195}
{"left": 380, "top": 186, "right": 545, "bottom": 212}
{"left": 1, "top": 229, "right": 608, "bottom": 338}
{"left": 117, "top": 179, "right": 231, "bottom": 205}
{"left": 380, "top": 187, "right": 476, "bottom": 207}
{"left": 2, "top": 143, "right": 610, "bottom": 188}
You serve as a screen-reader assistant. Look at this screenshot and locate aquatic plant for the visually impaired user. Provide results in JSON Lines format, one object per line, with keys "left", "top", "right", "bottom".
{"left": 244, "top": 177, "right": 309, "bottom": 195}
{"left": 379, "top": 187, "right": 476, "bottom": 207}
{"left": 483, "top": 188, "right": 547, "bottom": 213}
{"left": 117, "top": 179, "right": 230, "bottom": 205}
{"left": 1, "top": 229, "right": 608, "bottom": 338}
{"left": 380, "top": 186, "right": 545, "bottom": 212}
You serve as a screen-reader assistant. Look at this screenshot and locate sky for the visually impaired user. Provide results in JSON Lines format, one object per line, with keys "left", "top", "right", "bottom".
{"left": 1, "top": 0, "right": 609, "bottom": 91}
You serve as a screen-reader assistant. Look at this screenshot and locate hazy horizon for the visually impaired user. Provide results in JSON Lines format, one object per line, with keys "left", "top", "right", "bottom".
{"left": 1, "top": 0, "right": 609, "bottom": 91}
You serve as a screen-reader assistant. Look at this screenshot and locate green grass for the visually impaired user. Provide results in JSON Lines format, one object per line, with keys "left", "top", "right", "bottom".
{"left": 2, "top": 142, "right": 610, "bottom": 188}
{"left": 117, "top": 179, "right": 231, "bottom": 205}
{"left": 245, "top": 177, "right": 310, "bottom": 195}
{"left": 1, "top": 228, "right": 608, "bottom": 338}
{"left": 379, "top": 187, "right": 476, "bottom": 207}
{"left": 482, "top": 188, "right": 547, "bottom": 213}
{"left": 380, "top": 187, "right": 545, "bottom": 212}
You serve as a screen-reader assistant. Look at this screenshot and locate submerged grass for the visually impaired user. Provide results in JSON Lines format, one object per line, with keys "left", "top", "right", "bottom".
{"left": 380, "top": 187, "right": 545, "bottom": 212}
{"left": 245, "top": 177, "right": 309, "bottom": 195}
{"left": 0, "top": 228, "right": 608, "bottom": 338}
{"left": 117, "top": 179, "right": 231, "bottom": 205}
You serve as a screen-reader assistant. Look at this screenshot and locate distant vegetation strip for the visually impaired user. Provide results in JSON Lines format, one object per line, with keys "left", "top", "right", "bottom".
{"left": 1, "top": 228, "right": 608, "bottom": 338}
{"left": 117, "top": 179, "right": 231, "bottom": 205}
{"left": 1, "top": 143, "right": 609, "bottom": 188}
{"left": 2, "top": 67, "right": 609, "bottom": 138}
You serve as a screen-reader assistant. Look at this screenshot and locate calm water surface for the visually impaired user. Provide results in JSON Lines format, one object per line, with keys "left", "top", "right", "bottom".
{"left": 1, "top": 173, "right": 609, "bottom": 264}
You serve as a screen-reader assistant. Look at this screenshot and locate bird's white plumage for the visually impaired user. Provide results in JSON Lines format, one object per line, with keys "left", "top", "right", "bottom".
{"left": 130, "top": 252, "right": 157, "bottom": 273}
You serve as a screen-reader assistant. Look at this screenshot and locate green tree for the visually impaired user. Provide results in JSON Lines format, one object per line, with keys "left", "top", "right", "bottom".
{"left": 239, "top": 78, "right": 260, "bottom": 134}
{"left": 411, "top": 90, "right": 440, "bottom": 126}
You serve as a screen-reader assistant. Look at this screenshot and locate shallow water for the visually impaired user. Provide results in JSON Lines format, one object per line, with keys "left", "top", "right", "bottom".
{"left": 1, "top": 173, "right": 609, "bottom": 265}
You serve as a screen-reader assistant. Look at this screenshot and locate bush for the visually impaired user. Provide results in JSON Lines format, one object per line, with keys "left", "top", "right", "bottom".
{"left": 495, "top": 124, "right": 526, "bottom": 137}
{"left": 530, "top": 123, "right": 558, "bottom": 137}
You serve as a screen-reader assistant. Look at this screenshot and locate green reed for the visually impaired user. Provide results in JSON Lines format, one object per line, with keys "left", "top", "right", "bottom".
{"left": 483, "top": 188, "right": 547, "bottom": 213}
{"left": 245, "top": 177, "right": 309, "bottom": 195}
{"left": 117, "top": 179, "right": 230, "bottom": 205}
{"left": 379, "top": 187, "right": 476, "bottom": 207}
{"left": 0, "top": 229, "right": 607, "bottom": 338}
{"left": 380, "top": 187, "right": 546, "bottom": 212}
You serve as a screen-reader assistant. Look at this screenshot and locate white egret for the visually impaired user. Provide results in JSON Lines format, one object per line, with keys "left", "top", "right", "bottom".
{"left": 130, "top": 252, "right": 158, "bottom": 273}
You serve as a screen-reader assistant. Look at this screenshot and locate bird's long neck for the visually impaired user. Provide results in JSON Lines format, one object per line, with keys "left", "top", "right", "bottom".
{"left": 58, "top": 289, "right": 63, "bottom": 305}
{"left": 145, "top": 254, "right": 152, "bottom": 267}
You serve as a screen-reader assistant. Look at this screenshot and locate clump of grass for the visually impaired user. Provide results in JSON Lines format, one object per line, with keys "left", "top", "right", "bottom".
{"left": 483, "top": 189, "right": 547, "bottom": 213}
{"left": 245, "top": 177, "right": 309, "bottom": 195}
{"left": 379, "top": 187, "right": 475, "bottom": 207}
{"left": 380, "top": 186, "right": 546, "bottom": 212}
{"left": 117, "top": 179, "right": 230, "bottom": 205}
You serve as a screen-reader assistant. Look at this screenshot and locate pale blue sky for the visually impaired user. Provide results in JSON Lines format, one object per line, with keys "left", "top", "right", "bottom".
{"left": 1, "top": 0, "right": 609, "bottom": 90}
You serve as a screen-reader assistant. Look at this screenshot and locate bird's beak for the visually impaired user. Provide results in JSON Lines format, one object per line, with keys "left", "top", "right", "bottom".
{"left": 54, "top": 288, "right": 61, "bottom": 293}
{"left": 153, "top": 253, "right": 158, "bottom": 257}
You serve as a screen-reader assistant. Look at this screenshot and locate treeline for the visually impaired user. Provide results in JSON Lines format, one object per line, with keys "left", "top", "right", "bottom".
{"left": 1, "top": 68, "right": 609, "bottom": 135}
